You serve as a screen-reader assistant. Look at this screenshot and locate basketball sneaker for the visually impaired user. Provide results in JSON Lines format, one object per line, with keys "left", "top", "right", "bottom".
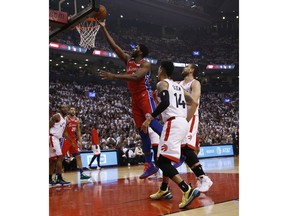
{"left": 155, "top": 169, "right": 163, "bottom": 179}
{"left": 139, "top": 163, "right": 159, "bottom": 179}
{"left": 87, "top": 166, "right": 93, "bottom": 170}
{"left": 56, "top": 179, "right": 71, "bottom": 185}
{"left": 49, "top": 180, "right": 56, "bottom": 186}
{"left": 148, "top": 169, "right": 162, "bottom": 179}
{"left": 55, "top": 175, "right": 71, "bottom": 186}
{"left": 196, "top": 175, "right": 213, "bottom": 192}
{"left": 172, "top": 156, "right": 186, "bottom": 169}
{"left": 150, "top": 187, "right": 173, "bottom": 200}
{"left": 179, "top": 185, "right": 200, "bottom": 209}
{"left": 80, "top": 173, "right": 91, "bottom": 180}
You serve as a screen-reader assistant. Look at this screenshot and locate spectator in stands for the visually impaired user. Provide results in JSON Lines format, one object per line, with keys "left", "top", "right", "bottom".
{"left": 134, "top": 142, "right": 145, "bottom": 164}
{"left": 49, "top": 81, "right": 239, "bottom": 150}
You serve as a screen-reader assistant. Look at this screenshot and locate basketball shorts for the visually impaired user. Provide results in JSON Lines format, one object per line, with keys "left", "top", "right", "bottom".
{"left": 158, "top": 117, "right": 188, "bottom": 163}
{"left": 49, "top": 135, "right": 63, "bottom": 159}
{"left": 148, "top": 127, "right": 160, "bottom": 146}
{"left": 181, "top": 115, "right": 200, "bottom": 150}
{"left": 62, "top": 138, "right": 80, "bottom": 156}
{"left": 92, "top": 145, "right": 101, "bottom": 155}
{"left": 131, "top": 91, "right": 157, "bottom": 128}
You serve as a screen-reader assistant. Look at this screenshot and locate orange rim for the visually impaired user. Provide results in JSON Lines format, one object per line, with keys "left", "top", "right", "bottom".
{"left": 75, "top": 17, "right": 99, "bottom": 30}
{"left": 86, "top": 17, "right": 97, "bottom": 22}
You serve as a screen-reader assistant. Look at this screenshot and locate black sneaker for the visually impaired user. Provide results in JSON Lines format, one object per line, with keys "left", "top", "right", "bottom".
{"left": 49, "top": 180, "right": 56, "bottom": 186}
{"left": 55, "top": 175, "right": 70, "bottom": 185}
{"left": 80, "top": 173, "right": 91, "bottom": 180}
{"left": 55, "top": 179, "right": 71, "bottom": 185}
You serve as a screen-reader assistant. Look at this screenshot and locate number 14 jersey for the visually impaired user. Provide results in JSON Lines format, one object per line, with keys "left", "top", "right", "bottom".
{"left": 161, "top": 79, "right": 187, "bottom": 123}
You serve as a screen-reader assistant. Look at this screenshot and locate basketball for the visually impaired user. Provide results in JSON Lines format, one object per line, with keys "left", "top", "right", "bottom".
{"left": 95, "top": 5, "right": 108, "bottom": 21}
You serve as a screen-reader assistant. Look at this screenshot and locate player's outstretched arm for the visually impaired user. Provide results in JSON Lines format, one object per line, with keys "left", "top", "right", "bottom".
{"left": 99, "top": 62, "right": 151, "bottom": 81}
{"left": 97, "top": 20, "right": 129, "bottom": 64}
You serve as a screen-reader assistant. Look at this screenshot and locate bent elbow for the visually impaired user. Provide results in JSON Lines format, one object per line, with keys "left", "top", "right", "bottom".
{"left": 163, "top": 100, "right": 170, "bottom": 109}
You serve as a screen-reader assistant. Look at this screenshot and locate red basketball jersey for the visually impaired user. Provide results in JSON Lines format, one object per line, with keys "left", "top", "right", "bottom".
{"left": 126, "top": 59, "right": 151, "bottom": 95}
{"left": 65, "top": 116, "right": 79, "bottom": 140}
{"left": 91, "top": 128, "right": 99, "bottom": 145}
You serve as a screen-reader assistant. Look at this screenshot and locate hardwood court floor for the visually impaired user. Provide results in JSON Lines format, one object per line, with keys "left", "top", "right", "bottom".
{"left": 49, "top": 156, "right": 239, "bottom": 216}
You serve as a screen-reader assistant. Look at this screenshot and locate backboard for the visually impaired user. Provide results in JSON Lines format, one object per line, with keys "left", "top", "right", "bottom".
{"left": 49, "top": 0, "right": 100, "bottom": 40}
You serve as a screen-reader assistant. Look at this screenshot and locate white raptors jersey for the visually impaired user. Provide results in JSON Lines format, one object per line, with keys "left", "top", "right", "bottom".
{"left": 161, "top": 79, "right": 187, "bottom": 123}
{"left": 49, "top": 113, "right": 66, "bottom": 139}
{"left": 179, "top": 79, "right": 200, "bottom": 116}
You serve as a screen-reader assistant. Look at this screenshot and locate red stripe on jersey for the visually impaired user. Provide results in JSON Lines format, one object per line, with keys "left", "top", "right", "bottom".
{"left": 187, "top": 144, "right": 197, "bottom": 151}
{"left": 189, "top": 115, "right": 196, "bottom": 133}
{"left": 196, "top": 135, "right": 200, "bottom": 148}
{"left": 164, "top": 119, "right": 173, "bottom": 141}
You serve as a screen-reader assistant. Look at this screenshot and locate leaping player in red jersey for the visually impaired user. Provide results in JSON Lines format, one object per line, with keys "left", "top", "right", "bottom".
{"left": 98, "top": 20, "right": 163, "bottom": 179}
{"left": 62, "top": 107, "right": 91, "bottom": 180}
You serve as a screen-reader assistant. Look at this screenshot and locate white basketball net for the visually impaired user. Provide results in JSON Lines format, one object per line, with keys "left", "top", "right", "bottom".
{"left": 76, "top": 19, "right": 100, "bottom": 49}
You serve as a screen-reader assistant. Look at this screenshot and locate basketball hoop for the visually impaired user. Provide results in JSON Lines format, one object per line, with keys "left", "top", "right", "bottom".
{"left": 76, "top": 18, "right": 100, "bottom": 50}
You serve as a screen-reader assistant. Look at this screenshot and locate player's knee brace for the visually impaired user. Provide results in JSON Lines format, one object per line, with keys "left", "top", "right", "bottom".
{"left": 183, "top": 146, "right": 199, "bottom": 167}
{"left": 157, "top": 155, "right": 179, "bottom": 179}
{"left": 138, "top": 130, "right": 152, "bottom": 152}
{"left": 192, "top": 164, "right": 205, "bottom": 177}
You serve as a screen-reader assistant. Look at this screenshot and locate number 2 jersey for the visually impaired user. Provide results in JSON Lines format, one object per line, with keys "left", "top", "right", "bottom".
{"left": 160, "top": 79, "right": 187, "bottom": 123}
{"left": 65, "top": 116, "right": 79, "bottom": 141}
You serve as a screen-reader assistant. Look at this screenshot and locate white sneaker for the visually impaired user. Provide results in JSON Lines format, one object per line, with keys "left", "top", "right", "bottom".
{"left": 156, "top": 169, "right": 163, "bottom": 179}
{"left": 196, "top": 175, "right": 213, "bottom": 192}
